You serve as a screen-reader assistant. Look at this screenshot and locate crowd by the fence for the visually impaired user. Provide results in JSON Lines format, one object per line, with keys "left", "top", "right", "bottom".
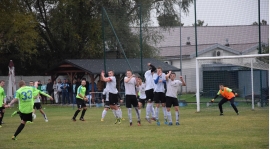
{"left": 39, "top": 77, "right": 125, "bottom": 106}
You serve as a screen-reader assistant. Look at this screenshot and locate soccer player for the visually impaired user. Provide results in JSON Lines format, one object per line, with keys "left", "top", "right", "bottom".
{"left": 136, "top": 77, "right": 146, "bottom": 121}
{"left": 101, "top": 88, "right": 123, "bottom": 122}
{"left": 165, "top": 71, "right": 186, "bottom": 125}
{"left": 100, "top": 70, "right": 122, "bottom": 124}
{"left": 31, "top": 81, "right": 53, "bottom": 122}
{"left": 72, "top": 80, "right": 88, "bottom": 121}
{"left": 153, "top": 67, "right": 167, "bottom": 126}
{"left": 211, "top": 84, "right": 239, "bottom": 116}
{"left": 124, "top": 70, "right": 141, "bottom": 126}
{"left": 6, "top": 80, "right": 40, "bottom": 140}
{"left": 144, "top": 63, "right": 156, "bottom": 123}
{"left": 0, "top": 80, "right": 6, "bottom": 127}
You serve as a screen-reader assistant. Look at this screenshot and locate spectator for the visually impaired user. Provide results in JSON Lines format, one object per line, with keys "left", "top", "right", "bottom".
{"left": 89, "top": 82, "right": 98, "bottom": 104}
{"left": 72, "top": 80, "right": 77, "bottom": 104}
{"left": 56, "top": 79, "right": 62, "bottom": 104}
{"left": 61, "top": 79, "right": 70, "bottom": 104}
{"left": 67, "top": 79, "right": 72, "bottom": 105}
{"left": 53, "top": 81, "right": 58, "bottom": 104}
{"left": 46, "top": 79, "right": 54, "bottom": 104}
{"left": 97, "top": 78, "right": 105, "bottom": 104}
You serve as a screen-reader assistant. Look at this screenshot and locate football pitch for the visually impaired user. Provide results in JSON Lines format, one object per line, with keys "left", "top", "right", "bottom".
{"left": 0, "top": 104, "right": 268, "bottom": 149}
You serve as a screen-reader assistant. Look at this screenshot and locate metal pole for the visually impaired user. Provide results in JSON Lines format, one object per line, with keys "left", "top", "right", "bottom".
{"left": 194, "top": 0, "right": 198, "bottom": 57}
{"left": 179, "top": 1, "right": 183, "bottom": 93}
{"left": 196, "top": 58, "right": 200, "bottom": 112}
{"left": 258, "top": 0, "right": 263, "bottom": 107}
{"left": 251, "top": 59, "right": 254, "bottom": 110}
{"left": 139, "top": 4, "right": 143, "bottom": 77}
{"left": 102, "top": 7, "right": 107, "bottom": 73}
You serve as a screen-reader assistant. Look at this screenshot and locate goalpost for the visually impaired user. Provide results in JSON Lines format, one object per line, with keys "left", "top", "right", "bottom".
{"left": 196, "top": 54, "right": 269, "bottom": 112}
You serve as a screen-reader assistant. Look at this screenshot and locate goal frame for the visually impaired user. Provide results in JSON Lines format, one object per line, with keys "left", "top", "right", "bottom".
{"left": 196, "top": 54, "right": 269, "bottom": 112}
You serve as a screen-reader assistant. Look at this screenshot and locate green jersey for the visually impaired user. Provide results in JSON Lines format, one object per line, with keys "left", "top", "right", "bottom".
{"left": 15, "top": 86, "right": 38, "bottom": 113}
{"left": 76, "top": 85, "right": 86, "bottom": 100}
{"left": 0, "top": 86, "right": 6, "bottom": 107}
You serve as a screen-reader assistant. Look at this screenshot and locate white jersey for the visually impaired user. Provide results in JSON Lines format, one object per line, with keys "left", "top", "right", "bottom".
{"left": 124, "top": 77, "right": 136, "bottom": 95}
{"left": 144, "top": 70, "right": 155, "bottom": 90}
{"left": 106, "top": 76, "right": 118, "bottom": 94}
{"left": 154, "top": 73, "right": 166, "bottom": 93}
{"left": 34, "top": 96, "right": 41, "bottom": 103}
{"left": 166, "top": 79, "right": 182, "bottom": 98}
{"left": 102, "top": 88, "right": 109, "bottom": 101}
{"left": 136, "top": 83, "right": 146, "bottom": 99}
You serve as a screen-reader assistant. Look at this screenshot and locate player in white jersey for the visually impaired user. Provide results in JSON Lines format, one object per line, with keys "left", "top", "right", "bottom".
{"left": 136, "top": 77, "right": 148, "bottom": 122}
{"left": 165, "top": 71, "right": 186, "bottom": 126}
{"left": 144, "top": 63, "right": 156, "bottom": 123}
{"left": 100, "top": 88, "right": 123, "bottom": 122}
{"left": 153, "top": 67, "right": 167, "bottom": 126}
{"left": 100, "top": 70, "right": 122, "bottom": 124}
{"left": 124, "top": 70, "right": 141, "bottom": 126}
{"left": 31, "top": 81, "right": 53, "bottom": 122}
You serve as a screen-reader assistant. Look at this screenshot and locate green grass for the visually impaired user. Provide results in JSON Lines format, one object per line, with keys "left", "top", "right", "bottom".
{"left": 0, "top": 104, "right": 268, "bottom": 149}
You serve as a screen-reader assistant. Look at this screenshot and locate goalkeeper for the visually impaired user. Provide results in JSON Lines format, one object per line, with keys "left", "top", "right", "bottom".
{"left": 211, "top": 84, "right": 239, "bottom": 116}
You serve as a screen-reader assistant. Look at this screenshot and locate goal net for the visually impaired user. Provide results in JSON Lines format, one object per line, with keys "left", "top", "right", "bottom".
{"left": 196, "top": 54, "right": 269, "bottom": 112}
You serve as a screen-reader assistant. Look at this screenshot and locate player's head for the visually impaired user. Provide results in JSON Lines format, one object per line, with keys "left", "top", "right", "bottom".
{"left": 19, "top": 80, "right": 26, "bottom": 87}
{"left": 29, "top": 81, "right": 34, "bottom": 86}
{"left": 108, "top": 70, "right": 114, "bottom": 77}
{"left": 126, "top": 70, "right": 132, "bottom": 77}
{"left": 157, "top": 67, "right": 163, "bottom": 74}
{"left": 219, "top": 84, "right": 224, "bottom": 90}
{"left": 0, "top": 80, "right": 5, "bottom": 87}
{"left": 137, "top": 76, "right": 142, "bottom": 83}
{"left": 81, "top": 80, "right": 86, "bottom": 86}
{"left": 73, "top": 80, "right": 76, "bottom": 84}
{"left": 170, "top": 72, "right": 176, "bottom": 80}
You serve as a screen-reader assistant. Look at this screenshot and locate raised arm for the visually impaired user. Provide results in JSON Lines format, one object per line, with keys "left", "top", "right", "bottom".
{"left": 165, "top": 71, "right": 171, "bottom": 81}
{"left": 148, "top": 63, "right": 156, "bottom": 72}
{"left": 100, "top": 71, "right": 111, "bottom": 82}
{"left": 179, "top": 76, "right": 186, "bottom": 86}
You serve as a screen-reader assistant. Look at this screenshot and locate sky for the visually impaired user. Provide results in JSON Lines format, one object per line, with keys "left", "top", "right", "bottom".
{"left": 151, "top": 0, "right": 269, "bottom": 26}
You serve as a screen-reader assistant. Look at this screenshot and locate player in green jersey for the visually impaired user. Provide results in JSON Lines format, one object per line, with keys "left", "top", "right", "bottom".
{"left": 72, "top": 80, "right": 88, "bottom": 121}
{"left": 6, "top": 80, "right": 40, "bottom": 140}
{"left": 0, "top": 80, "right": 6, "bottom": 128}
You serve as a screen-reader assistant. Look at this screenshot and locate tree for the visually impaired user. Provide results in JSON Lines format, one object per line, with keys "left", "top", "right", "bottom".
{"left": 252, "top": 19, "right": 268, "bottom": 25}
{"left": 157, "top": 14, "right": 184, "bottom": 27}
{"left": 0, "top": 0, "right": 194, "bottom": 75}
{"left": 192, "top": 20, "right": 208, "bottom": 26}
{"left": 0, "top": 0, "right": 40, "bottom": 75}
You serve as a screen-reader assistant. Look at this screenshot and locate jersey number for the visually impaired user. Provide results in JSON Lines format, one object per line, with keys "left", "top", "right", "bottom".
{"left": 21, "top": 90, "right": 32, "bottom": 101}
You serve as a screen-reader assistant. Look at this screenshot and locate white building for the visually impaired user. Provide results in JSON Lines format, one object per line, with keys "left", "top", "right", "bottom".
{"left": 155, "top": 25, "right": 269, "bottom": 94}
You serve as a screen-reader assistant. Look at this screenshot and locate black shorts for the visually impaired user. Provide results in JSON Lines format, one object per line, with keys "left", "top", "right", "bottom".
{"left": 138, "top": 98, "right": 146, "bottom": 105}
{"left": 145, "top": 89, "right": 154, "bottom": 102}
{"left": 109, "top": 93, "right": 118, "bottom": 105}
{"left": 104, "top": 101, "right": 110, "bottom": 108}
{"left": 126, "top": 95, "right": 138, "bottom": 108}
{"left": 21, "top": 113, "right": 33, "bottom": 122}
{"left": 154, "top": 92, "right": 166, "bottom": 103}
{"left": 76, "top": 98, "right": 86, "bottom": 109}
{"left": 33, "top": 103, "right": 42, "bottom": 110}
{"left": 0, "top": 107, "right": 3, "bottom": 115}
{"left": 166, "top": 96, "right": 179, "bottom": 107}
